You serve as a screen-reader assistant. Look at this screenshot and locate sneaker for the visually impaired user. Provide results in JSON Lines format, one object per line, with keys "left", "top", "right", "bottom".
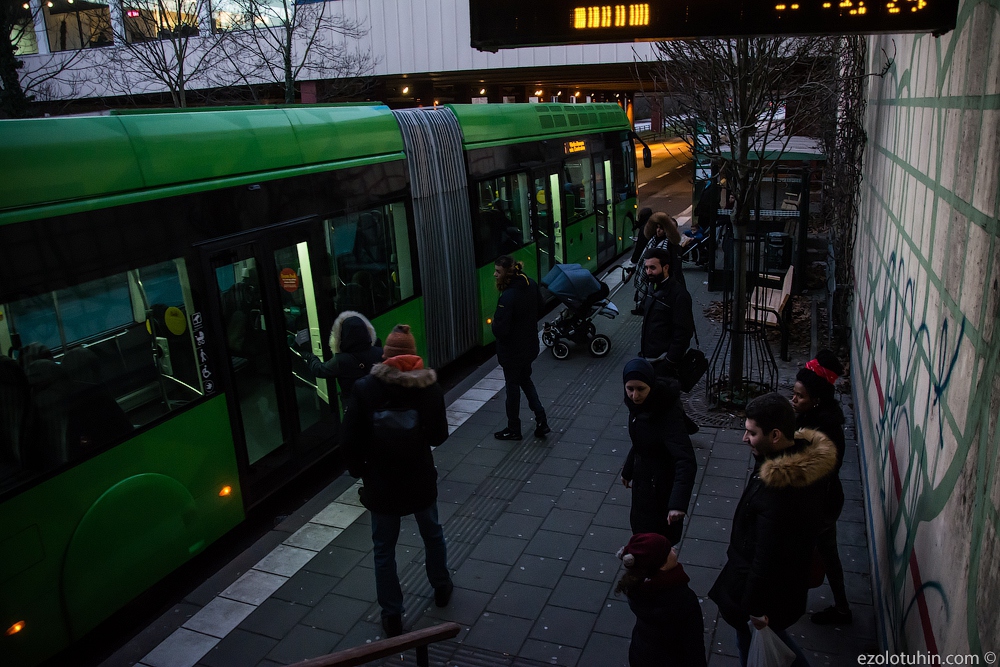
{"left": 434, "top": 581, "right": 454, "bottom": 607}
{"left": 811, "top": 606, "right": 853, "bottom": 625}
{"left": 534, "top": 422, "right": 551, "bottom": 438}
{"left": 382, "top": 614, "right": 403, "bottom": 637}
{"left": 494, "top": 428, "right": 522, "bottom": 440}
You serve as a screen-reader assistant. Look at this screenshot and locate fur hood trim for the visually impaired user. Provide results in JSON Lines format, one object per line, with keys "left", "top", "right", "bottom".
{"left": 370, "top": 362, "right": 438, "bottom": 388}
{"left": 759, "top": 428, "right": 837, "bottom": 488}
{"left": 329, "top": 310, "right": 377, "bottom": 354}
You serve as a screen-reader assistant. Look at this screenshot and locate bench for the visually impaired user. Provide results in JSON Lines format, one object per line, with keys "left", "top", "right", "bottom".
{"left": 747, "top": 265, "right": 794, "bottom": 361}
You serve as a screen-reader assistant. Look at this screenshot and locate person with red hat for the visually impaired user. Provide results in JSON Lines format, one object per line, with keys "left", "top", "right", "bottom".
{"left": 792, "top": 350, "right": 851, "bottom": 625}
{"left": 614, "top": 533, "right": 706, "bottom": 666}
{"left": 340, "top": 324, "right": 454, "bottom": 638}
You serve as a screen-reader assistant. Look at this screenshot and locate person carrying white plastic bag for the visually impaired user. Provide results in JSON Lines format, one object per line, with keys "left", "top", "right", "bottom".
{"left": 747, "top": 617, "right": 796, "bottom": 667}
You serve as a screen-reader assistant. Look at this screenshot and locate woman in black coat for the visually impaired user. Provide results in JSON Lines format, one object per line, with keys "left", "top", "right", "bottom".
{"left": 620, "top": 358, "right": 697, "bottom": 545}
{"left": 792, "top": 350, "right": 852, "bottom": 625}
{"left": 615, "top": 533, "right": 706, "bottom": 667}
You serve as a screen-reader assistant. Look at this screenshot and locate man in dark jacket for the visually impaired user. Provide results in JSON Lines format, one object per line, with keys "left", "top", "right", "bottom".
{"left": 492, "top": 256, "right": 549, "bottom": 440}
{"left": 303, "top": 310, "right": 383, "bottom": 402}
{"left": 340, "top": 324, "right": 453, "bottom": 638}
{"left": 708, "top": 393, "right": 838, "bottom": 667}
{"left": 639, "top": 247, "right": 694, "bottom": 377}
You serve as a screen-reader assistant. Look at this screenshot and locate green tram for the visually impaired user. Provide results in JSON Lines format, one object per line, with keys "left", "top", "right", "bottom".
{"left": 0, "top": 102, "right": 639, "bottom": 665}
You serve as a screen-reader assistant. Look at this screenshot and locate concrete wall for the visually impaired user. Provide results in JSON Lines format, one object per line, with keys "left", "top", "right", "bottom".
{"left": 853, "top": 0, "right": 1000, "bottom": 656}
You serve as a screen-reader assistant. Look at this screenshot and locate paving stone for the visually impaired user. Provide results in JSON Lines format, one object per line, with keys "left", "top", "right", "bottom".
{"left": 556, "top": 488, "right": 607, "bottom": 513}
{"left": 603, "top": 486, "right": 631, "bottom": 507}
{"left": 678, "top": 538, "right": 730, "bottom": 570}
{"left": 252, "top": 544, "right": 317, "bottom": 578}
{"left": 199, "top": 629, "right": 276, "bottom": 667}
{"left": 842, "top": 479, "right": 864, "bottom": 500}
{"left": 710, "top": 442, "right": 752, "bottom": 461}
{"left": 487, "top": 581, "right": 552, "bottom": 619}
{"left": 547, "top": 576, "right": 612, "bottom": 613}
{"left": 524, "top": 473, "right": 572, "bottom": 495}
{"left": 436, "top": 479, "right": 479, "bottom": 504}
{"left": 684, "top": 515, "right": 733, "bottom": 542}
{"left": 703, "top": 457, "right": 752, "bottom": 480}
{"left": 507, "top": 554, "right": 568, "bottom": 587}
{"left": 143, "top": 628, "right": 219, "bottom": 667}
{"left": 310, "top": 503, "right": 367, "bottom": 530}
{"left": 529, "top": 604, "right": 598, "bottom": 648}
{"left": 536, "top": 456, "right": 583, "bottom": 477}
{"left": 576, "top": 632, "right": 630, "bottom": 667}
{"left": 558, "top": 428, "right": 601, "bottom": 445}
{"left": 524, "top": 529, "right": 582, "bottom": 559}
{"left": 579, "top": 453, "right": 624, "bottom": 475}
{"left": 507, "top": 491, "right": 558, "bottom": 518}
{"left": 691, "top": 494, "right": 740, "bottom": 520}
{"left": 684, "top": 563, "right": 723, "bottom": 597}
{"left": 470, "top": 534, "right": 529, "bottom": 565}
{"left": 445, "top": 462, "right": 495, "bottom": 485}
{"left": 838, "top": 520, "right": 869, "bottom": 547}
{"left": 698, "top": 474, "right": 747, "bottom": 498}
{"left": 423, "top": 588, "right": 492, "bottom": 625}
{"left": 219, "top": 570, "right": 288, "bottom": 606}
{"left": 593, "top": 599, "right": 634, "bottom": 638}
{"left": 284, "top": 523, "right": 343, "bottom": 552}
{"left": 331, "top": 521, "right": 374, "bottom": 552}
{"left": 452, "top": 559, "right": 511, "bottom": 594}
{"left": 330, "top": 566, "right": 376, "bottom": 602}
{"left": 564, "top": 548, "right": 622, "bottom": 582}
{"left": 462, "top": 612, "right": 533, "bottom": 655}
{"left": 265, "top": 624, "right": 341, "bottom": 664}
{"left": 567, "top": 469, "right": 617, "bottom": 493}
{"left": 462, "top": 445, "right": 509, "bottom": 468}
{"left": 541, "top": 508, "right": 595, "bottom": 535}
{"left": 182, "top": 597, "right": 256, "bottom": 639}
{"left": 519, "top": 639, "right": 583, "bottom": 667}
{"left": 237, "top": 598, "right": 310, "bottom": 639}
{"left": 591, "top": 501, "right": 630, "bottom": 527}
{"left": 489, "top": 512, "right": 545, "bottom": 539}
{"left": 577, "top": 525, "right": 632, "bottom": 553}
{"left": 272, "top": 570, "right": 339, "bottom": 606}
{"left": 547, "top": 442, "right": 594, "bottom": 460}
{"left": 301, "top": 593, "right": 371, "bottom": 635}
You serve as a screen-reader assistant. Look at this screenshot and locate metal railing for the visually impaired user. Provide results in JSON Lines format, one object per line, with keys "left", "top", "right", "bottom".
{"left": 294, "top": 622, "right": 461, "bottom": 667}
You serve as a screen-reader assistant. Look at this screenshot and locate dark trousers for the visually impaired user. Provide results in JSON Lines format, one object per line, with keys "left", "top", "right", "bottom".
{"left": 502, "top": 360, "right": 545, "bottom": 433}
{"left": 817, "top": 523, "right": 849, "bottom": 609}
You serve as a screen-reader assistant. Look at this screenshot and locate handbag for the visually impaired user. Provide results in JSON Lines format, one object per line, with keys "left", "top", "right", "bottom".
{"left": 746, "top": 622, "right": 796, "bottom": 667}
{"left": 678, "top": 328, "right": 708, "bottom": 392}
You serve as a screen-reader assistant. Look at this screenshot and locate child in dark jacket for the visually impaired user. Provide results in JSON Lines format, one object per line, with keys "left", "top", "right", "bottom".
{"left": 615, "top": 533, "right": 707, "bottom": 667}
{"left": 303, "top": 310, "right": 383, "bottom": 402}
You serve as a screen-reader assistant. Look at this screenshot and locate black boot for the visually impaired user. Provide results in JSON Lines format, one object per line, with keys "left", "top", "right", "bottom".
{"left": 534, "top": 416, "right": 551, "bottom": 438}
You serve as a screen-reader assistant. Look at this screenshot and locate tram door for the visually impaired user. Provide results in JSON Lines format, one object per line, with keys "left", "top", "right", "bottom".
{"left": 532, "top": 168, "right": 565, "bottom": 281}
{"left": 594, "top": 155, "right": 617, "bottom": 265}
{"left": 199, "top": 219, "right": 335, "bottom": 504}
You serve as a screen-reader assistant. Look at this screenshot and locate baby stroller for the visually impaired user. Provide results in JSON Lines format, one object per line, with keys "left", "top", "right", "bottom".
{"left": 540, "top": 263, "right": 619, "bottom": 360}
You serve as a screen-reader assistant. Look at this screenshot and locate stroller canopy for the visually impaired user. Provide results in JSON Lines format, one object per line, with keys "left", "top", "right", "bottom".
{"left": 541, "top": 263, "right": 604, "bottom": 310}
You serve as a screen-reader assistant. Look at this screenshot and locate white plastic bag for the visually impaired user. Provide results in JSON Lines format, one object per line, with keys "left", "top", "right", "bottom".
{"left": 746, "top": 621, "right": 796, "bottom": 667}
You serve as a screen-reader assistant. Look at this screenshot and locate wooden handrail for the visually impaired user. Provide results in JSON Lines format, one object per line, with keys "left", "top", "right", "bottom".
{"left": 294, "top": 622, "right": 462, "bottom": 667}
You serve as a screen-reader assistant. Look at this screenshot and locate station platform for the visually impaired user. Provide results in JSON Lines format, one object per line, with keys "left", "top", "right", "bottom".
{"left": 103, "top": 261, "right": 878, "bottom": 667}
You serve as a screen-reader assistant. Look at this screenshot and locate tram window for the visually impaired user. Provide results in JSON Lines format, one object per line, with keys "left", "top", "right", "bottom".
{"left": 325, "top": 202, "right": 416, "bottom": 319}
{"left": 473, "top": 172, "right": 532, "bottom": 264}
{"left": 0, "top": 259, "right": 203, "bottom": 495}
{"left": 563, "top": 157, "right": 595, "bottom": 222}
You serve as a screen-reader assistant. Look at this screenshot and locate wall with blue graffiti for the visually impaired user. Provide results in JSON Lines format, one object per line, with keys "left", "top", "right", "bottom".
{"left": 854, "top": 1, "right": 1000, "bottom": 657}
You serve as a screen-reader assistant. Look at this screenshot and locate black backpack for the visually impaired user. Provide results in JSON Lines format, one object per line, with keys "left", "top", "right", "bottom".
{"left": 372, "top": 393, "right": 421, "bottom": 450}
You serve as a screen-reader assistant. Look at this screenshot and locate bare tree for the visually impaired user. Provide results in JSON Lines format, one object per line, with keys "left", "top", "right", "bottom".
{"left": 640, "top": 37, "right": 839, "bottom": 400}
{"left": 214, "top": 0, "right": 374, "bottom": 104}
{"left": 100, "top": 0, "right": 226, "bottom": 108}
{"left": 1, "top": 1, "right": 101, "bottom": 118}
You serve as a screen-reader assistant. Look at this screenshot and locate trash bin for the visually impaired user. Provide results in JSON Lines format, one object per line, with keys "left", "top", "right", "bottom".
{"left": 766, "top": 232, "right": 792, "bottom": 273}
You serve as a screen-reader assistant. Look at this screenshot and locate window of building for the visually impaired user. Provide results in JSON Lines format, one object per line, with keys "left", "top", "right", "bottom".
{"left": 562, "top": 157, "right": 594, "bottom": 222}
{"left": 472, "top": 172, "right": 532, "bottom": 265}
{"left": 0, "top": 258, "right": 204, "bottom": 494}
{"left": 11, "top": 5, "right": 38, "bottom": 55}
{"left": 124, "top": 0, "right": 200, "bottom": 42}
{"left": 42, "top": 0, "right": 112, "bottom": 51}
{"left": 211, "top": 0, "right": 287, "bottom": 31}
{"left": 324, "top": 202, "right": 417, "bottom": 319}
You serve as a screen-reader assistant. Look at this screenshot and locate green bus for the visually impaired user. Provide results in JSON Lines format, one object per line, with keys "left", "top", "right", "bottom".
{"left": 0, "top": 102, "right": 638, "bottom": 666}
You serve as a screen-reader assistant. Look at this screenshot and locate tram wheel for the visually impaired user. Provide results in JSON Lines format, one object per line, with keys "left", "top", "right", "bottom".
{"left": 541, "top": 330, "right": 557, "bottom": 347}
{"left": 551, "top": 341, "right": 571, "bottom": 360}
{"left": 589, "top": 334, "right": 611, "bottom": 358}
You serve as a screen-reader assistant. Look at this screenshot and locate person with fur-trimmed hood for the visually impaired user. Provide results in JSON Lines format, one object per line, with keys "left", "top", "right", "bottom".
{"left": 303, "top": 310, "right": 383, "bottom": 402}
{"left": 340, "top": 324, "right": 453, "bottom": 638}
{"left": 709, "top": 393, "right": 837, "bottom": 667}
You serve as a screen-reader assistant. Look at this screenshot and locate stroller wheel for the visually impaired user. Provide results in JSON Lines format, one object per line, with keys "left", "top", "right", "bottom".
{"left": 551, "top": 341, "right": 571, "bottom": 360}
{"left": 589, "top": 334, "right": 611, "bottom": 358}
{"left": 541, "top": 329, "right": 557, "bottom": 347}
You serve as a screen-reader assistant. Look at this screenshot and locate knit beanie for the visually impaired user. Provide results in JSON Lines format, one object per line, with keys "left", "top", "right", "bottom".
{"left": 616, "top": 533, "right": 670, "bottom": 577}
{"left": 383, "top": 324, "right": 417, "bottom": 359}
{"left": 796, "top": 349, "right": 843, "bottom": 403}
{"left": 623, "top": 358, "right": 655, "bottom": 386}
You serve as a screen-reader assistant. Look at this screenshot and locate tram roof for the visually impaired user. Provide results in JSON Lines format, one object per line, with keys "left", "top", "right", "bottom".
{"left": 0, "top": 105, "right": 405, "bottom": 217}
{"left": 448, "top": 103, "right": 630, "bottom": 149}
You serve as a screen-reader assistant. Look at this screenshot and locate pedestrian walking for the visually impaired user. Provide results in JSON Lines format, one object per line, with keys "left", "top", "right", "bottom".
{"left": 614, "top": 532, "right": 707, "bottom": 667}
{"left": 630, "top": 213, "right": 684, "bottom": 314}
{"left": 301, "top": 310, "right": 383, "bottom": 402}
{"left": 492, "top": 255, "right": 549, "bottom": 440}
{"left": 639, "top": 247, "right": 694, "bottom": 378}
{"left": 340, "top": 324, "right": 454, "bottom": 637}
{"left": 709, "top": 393, "right": 838, "bottom": 666}
{"left": 792, "top": 350, "right": 852, "bottom": 626}
{"left": 619, "top": 358, "right": 696, "bottom": 545}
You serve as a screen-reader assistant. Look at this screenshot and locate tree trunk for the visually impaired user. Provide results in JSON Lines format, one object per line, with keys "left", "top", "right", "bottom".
{"left": 728, "top": 38, "right": 752, "bottom": 395}
{"left": 284, "top": 26, "right": 294, "bottom": 103}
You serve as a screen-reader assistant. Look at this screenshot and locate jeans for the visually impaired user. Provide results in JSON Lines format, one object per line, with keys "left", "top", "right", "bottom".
{"left": 370, "top": 501, "right": 450, "bottom": 619}
{"left": 502, "top": 361, "right": 545, "bottom": 432}
{"left": 816, "top": 523, "right": 849, "bottom": 609}
{"left": 735, "top": 623, "right": 811, "bottom": 667}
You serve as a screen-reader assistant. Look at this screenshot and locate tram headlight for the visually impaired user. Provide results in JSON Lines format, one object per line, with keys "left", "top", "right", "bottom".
{"left": 219, "top": 485, "right": 232, "bottom": 497}
{"left": 486, "top": 318, "right": 493, "bottom": 325}
{"left": 6, "top": 621, "right": 25, "bottom": 636}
